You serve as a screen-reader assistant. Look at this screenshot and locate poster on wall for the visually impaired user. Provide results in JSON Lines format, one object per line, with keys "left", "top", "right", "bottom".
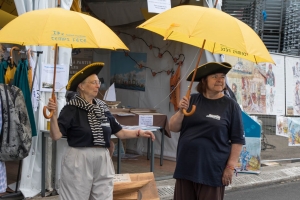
{"left": 225, "top": 54, "right": 285, "bottom": 115}
{"left": 225, "top": 55, "right": 266, "bottom": 114}
{"left": 40, "top": 63, "right": 68, "bottom": 92}
{"left": 110, "top": 52, "right": 147, "bottom": 91}
{"left": 276, "top": 116, "right": 289, "bottom": 138}
{"left": 237, "top": 111, "right": 261, "bottom": 174}
{"left": 287, "top": 117, "right": 300, "bottom": 146}
{"left": 285, "top": 56, "right": 300, "bottom": 116}
{"left": 259, "top": 54, "right": 285, "bottom": 115}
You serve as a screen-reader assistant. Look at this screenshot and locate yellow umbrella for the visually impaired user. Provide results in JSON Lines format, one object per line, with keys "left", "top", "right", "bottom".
{"left": 0, "top": 7, "right": 129, "bottom": 118}
{"left": 137, "top": 5, "right": 274, "bottom": 116}
{"left": 0, "top": 9, "right": 16, "bottom": 28}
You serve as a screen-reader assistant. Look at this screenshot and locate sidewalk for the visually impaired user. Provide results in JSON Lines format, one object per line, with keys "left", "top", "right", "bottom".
{"left": 26, "top": 161, "right": 300, "bottom": 200}
{"left": 156, "top": 161, "right": 300, "bottom": 200}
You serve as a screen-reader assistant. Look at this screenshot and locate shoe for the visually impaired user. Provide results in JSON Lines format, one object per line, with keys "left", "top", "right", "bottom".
{"left": 0, "top": 192, "right": 9, "bottom": 197}
{"left": 6, "top": 188, "right": 14, "bottom": 193}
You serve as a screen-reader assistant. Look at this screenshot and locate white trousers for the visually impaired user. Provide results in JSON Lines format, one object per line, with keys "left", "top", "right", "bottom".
{"left": 59, "top": 146, "right": 115, "bottom": 200}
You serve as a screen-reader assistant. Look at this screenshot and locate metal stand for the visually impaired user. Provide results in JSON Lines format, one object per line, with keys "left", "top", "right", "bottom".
{"left": 261, "top": 130, "right": 276, "bottom": 150}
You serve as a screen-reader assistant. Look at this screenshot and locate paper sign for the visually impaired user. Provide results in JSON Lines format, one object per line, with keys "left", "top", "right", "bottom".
{"left": 113, "top": 174, "right": 131, "bottom": 183}
{"left": 147, "top": 0, "right": 171, "bottom": 14}
{"left": 40, "top": 63, "right": 68, "bottom": 92}
{"left": 139, "top": 115, "right": 153, "bottom": 126}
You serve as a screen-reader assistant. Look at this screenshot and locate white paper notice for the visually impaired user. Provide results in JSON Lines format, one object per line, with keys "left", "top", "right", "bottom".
{"left": 147, "top": 0, "right": 171, "bottom": 14}
{"left": 139, "top": 115, "right": 153, "bottom": 126}
{"left": 40, "top": 63, "right": 68, "bottom": 92}
{"left": 113, "top": 174, "right": 131, "bottom": 183}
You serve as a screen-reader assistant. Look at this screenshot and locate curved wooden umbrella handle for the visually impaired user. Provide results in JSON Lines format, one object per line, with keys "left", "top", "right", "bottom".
{"left": 43, "top": 106, "right": 54, "bottom": 119}
{"left": 182, "top": 88, "right": 197, "bottom": 116}
{"left": 10, "top": 46, "right": 20, "bottom": 65}
{"left": 43, "top": 93, "right": 56, "bottom": 119}
{"left": 182, "top": 105, "right": 196, "bottom": 116}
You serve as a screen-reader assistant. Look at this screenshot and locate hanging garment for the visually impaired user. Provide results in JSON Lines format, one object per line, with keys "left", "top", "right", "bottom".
{"left": 4, "top": 62, "right": 16, "bottom": 84}
{"left": 13, "top": 60, "right": 37, "bottom": 137}
{"left": 0, "top": 59, "right": 8, "bottom": 84}
{"left": 0, "top": 100, "right": 7, "bottom": 193}
{"left": 27, "top": 58, "right": 33, "bottom": 91}
{"left": 28, "top": 53, "right": 39, "bottom": 112}
{"left": 170, "top": 65, "right": 181, "bottom": 111}
{"left": 0, "top": 84, "right": 32, "bottom": 161}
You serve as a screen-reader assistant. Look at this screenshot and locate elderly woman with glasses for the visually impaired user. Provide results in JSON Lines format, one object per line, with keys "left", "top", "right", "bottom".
{"left": 46, "top": 62, "right": 155, "bottom": 200}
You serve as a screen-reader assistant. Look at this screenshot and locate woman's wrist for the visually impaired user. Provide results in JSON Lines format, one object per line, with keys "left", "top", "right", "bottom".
{"left": 137, "top": 129, "right": 141, "bottom": 137}
{"left": 226, "top": 165, "right": 235, "bottom": 170}
{"left": 226, "top": 165, "right": 238, "bottom": 176}
{"left": 178, "top": 108, "right": 184, "bottom": 114}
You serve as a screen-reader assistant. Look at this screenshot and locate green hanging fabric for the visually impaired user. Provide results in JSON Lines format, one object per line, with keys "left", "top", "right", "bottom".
{"left": 0, "top": 59, "right": 8, "bottom": 84}
{"left": 13, "top": 59, "right": 37, "bottom": 137}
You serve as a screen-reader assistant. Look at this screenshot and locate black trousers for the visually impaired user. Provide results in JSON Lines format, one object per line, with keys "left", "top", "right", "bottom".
{"left": 173, "top": 179, "right": 225, "bottom": 200}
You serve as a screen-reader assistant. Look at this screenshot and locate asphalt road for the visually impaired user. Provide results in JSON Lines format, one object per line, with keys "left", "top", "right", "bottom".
{"left": 224, "top": 178, "right": 300, "bottom": 200}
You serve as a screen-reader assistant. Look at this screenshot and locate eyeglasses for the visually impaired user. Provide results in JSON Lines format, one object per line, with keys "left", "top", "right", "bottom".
{"left": 209, "top": 74, "right": 226, "bottom": 79}
{"left": 84, "top": 80, "right": 101, "bottom": 85}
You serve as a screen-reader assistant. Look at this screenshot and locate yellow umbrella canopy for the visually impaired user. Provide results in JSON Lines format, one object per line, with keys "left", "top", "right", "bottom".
{"left": 138, "top": 5, "right": 273, "bottom": 116}
{"left": 137, "top": 5, "right": 273, "bottom": 64}
{"left": 0, "top": 7, "right": 128, "bottom": 50}
{"left": 0, "top": 7, "right": 129, "bottom": 118}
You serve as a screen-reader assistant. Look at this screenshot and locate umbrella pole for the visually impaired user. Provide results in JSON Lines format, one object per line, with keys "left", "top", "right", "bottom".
{"left": 43, "top": 44, "right": 58, "bottom": 119}
{"left": 182, "top": 40, "right": 206, "bottom": 116}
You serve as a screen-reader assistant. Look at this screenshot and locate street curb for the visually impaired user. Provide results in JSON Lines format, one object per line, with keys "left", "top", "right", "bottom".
{"left": 156, "top": 164, "right": 300, "bottom": 199}
{"left": 228, "top": 166, "right": 300, "bottom": 191}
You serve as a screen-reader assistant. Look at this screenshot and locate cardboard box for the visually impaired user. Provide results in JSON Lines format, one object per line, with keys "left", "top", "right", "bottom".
{"left": 113, "top": 172, "right": 159, "bottom": 200}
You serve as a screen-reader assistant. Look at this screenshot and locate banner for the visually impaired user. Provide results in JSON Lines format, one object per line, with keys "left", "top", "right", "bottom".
{"left": 237, "top": 112, "right": 261, "bottom": 174}
{"left": 225, "top": 54, "right": 285, "bottom": 115}
{"left": 287, "top": 117, "right": 300, "bottom": 146}
{"left": 285, "top": 56, "right": 300, "bottom": 116}
{"left": 276, "top": 116, "right": 289, "bottom": 138}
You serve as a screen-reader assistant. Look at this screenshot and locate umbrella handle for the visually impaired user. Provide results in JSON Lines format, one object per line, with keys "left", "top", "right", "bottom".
{"left": 182, "top": 89, "right": 196, "bottom": 116}
{"left": 182, "top": 105, "right": 196, "bottom": 116}
{"left": 43, "top": 93, "right": 56, "bottom": 119}
{"left": 43, "top": 106, "right": 54, "bottom": 119}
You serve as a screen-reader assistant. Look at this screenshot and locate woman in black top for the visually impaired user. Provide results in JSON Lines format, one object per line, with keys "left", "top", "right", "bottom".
{"left": 169, "top": 62, "right": 245, "bottom": 200}
{"left": 46, "top": 62, "right": 155, "bottom": 200}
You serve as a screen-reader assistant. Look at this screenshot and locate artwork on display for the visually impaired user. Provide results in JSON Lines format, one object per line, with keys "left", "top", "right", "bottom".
{"left": 276, "top": 116, "right": 289, "bottom": 138}
{"left": 40, "top": 63, "right": 68, "bottom": 92}
{"left": 237, "top": 138, "right": 261, "bottom": 174}
{"left": 237, "top": 111, "right": 261, "bottom": 174}
{"left": 285, "top": 56, "right": 300, "bottom": 116}
{"left": 110, "top": 52, "right": 147, "bottom": 91}
{"left": 263, "top": 54, "right": 285, "bottom": 115}
{"left": 225, "top": 54, "right": 285, "bottom": 115}
{"left": 287, "top": 117, "right": 300, "bottom": 146}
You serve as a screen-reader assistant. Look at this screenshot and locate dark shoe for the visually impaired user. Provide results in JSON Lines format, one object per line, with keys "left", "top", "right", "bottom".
{"left": 6, "top": 188, "right": 14, "bottom": 193}
{"left": 0, "top": 192, "right": 9, "bottom": 197}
